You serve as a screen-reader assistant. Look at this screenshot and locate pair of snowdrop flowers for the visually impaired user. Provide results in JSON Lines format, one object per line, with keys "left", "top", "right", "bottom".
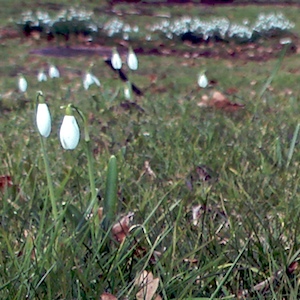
{"left": 37, "top": 65, "right": 60, "bottom": 82}
{"left": 36, "top": 93, "right": 80, "bottom": 150}
{"left": 111, "top": 47, "right": 138, "bottom": 71}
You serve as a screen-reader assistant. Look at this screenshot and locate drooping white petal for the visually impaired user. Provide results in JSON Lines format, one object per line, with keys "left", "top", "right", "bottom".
{"left": 124, "top": 82, "right": 132, "bottom": 100}
{"left": 124, "top": 86, "right": 131, "bottom": 100}
{"left": 36, "top": 103, "right": 51, "bottom": 137}
{"left": 49, "top": 65, "right": 60, "bottom": 78}
{"left": 91, "top": 74, "right": 101, "bottom": 87}
{"left": 59, "top": 115, "right": 80, "bottom": 150}
{"left": 83, "top": 73, "right": 101, "bottom": 90}
{"left": 83, "top": 73, "right": 94, "bottom": 90}
{"left": 18, "top": 76, "right": 27, "bottom": 93}
{"left": 198, "top": 73, "right": 208, "bottom": 88}
{"left": 111, "top": 50, "right": 122, "bottom": 70}
{"left": 37, "top": 70, "right": 47, "bottom": 82}
{"left": 127, "top": 50, "right": 138, "bottom": 70}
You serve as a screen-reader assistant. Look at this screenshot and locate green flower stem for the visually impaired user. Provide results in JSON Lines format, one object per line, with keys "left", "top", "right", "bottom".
{"left": 103, "top": 155, "right": 118, "bottom": 231}
{"left": 40, "top": 136, "right": 58, "bottom": 221}
{"left": 71, "top": 105, "right": 96, "bottom": 199}
{"left": 85, "top": 140, "right": 96, "bottom": 201}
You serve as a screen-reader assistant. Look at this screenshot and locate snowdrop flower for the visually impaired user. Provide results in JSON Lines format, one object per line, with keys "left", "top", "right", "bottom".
{"left": 18, "top": 75, "right": 27, "bottom": 93}
{"left": 197, "top": 70, "right": 208, "bottom": 88}
{"left": 49, "top": 65, "right": 60, "bottom": 78}
{"left": 59, "top": 105, "right": 80, "bottom": 150}
{"left": 111, "top": 47, "right": 122, "bottom": 70}
{"left": 83, "top": 72, "right": 101, "bottom": 90}
{"left": 37, "top": 69, "right": 47, "bottom": 82}
{"left": 124, "top": 81, "right": 132, "bottom": 100}
{"left": 36, "top": 92, "right": 51, "bottom": 138}
{"left": 127, "top": 47, "right": 138, "bottom": 70}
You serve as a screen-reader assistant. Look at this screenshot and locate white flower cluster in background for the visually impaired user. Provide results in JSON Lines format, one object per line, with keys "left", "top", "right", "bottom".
{"left": 252, "top": 12, "right": 294, "bottom": 35}
{"left": 149, "top": 12, "right": 294, "bottom": 43}
{"left": 18, "top": 7, "right": 98, "bottom": 37}
{"left": 18, "top": 9, "right": 294, "bottom": 44}
{"left": 103, "top": 18, "right": 139, "bottom": 40}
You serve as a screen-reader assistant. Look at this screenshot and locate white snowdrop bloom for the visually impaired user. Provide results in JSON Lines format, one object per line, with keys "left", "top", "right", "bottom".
{"left": 123, "top": 33, "right": 129, "bottom": 41}
{"left": 280, "top": 37, "right": 292, "bottom": 45}
{"left": 127, "top": 48, "right": 138, "bottom": 71}
{"left": 59, "top": 114, "right": 80, "bottom": 150}
{"left": 111, "top": 48, "right": 122, "bottom": 70}
{"left": 91, "top": 74, "right": 100, "bottom": 87}
{"left": 37, "top": 69, "right": 47, "bottom": 82}
{"left": 49, "top": 65, "right": 60, "bottom": 78}
{"left": 18, "top": 75, "right": 27, "bottom": 93}
{"left": 124, "top": 82, "right": 131, "bottom": 100}
{"left": 36, "top": 103, "right": 51, "bottom": 137}
{"left": 83, "top": 73, "right": 101, "bottom": 90}
{"left": 198, "top": 71, "right": 208, "bottom": 88}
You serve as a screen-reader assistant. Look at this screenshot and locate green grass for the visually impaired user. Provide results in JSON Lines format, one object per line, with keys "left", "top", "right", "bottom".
{"left": 0, "top": 1, "right": 300, "bottom": 299}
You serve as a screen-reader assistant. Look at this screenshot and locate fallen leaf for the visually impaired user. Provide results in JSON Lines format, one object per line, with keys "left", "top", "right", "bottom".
{"left": 138, "top": 161, "right": 157, "bottom": 181}
{"left": 135, "top": 270, "right": 159, "bottom": 300}
{"left": 134, "top": 246, "right": 161, "bottom": 264}
{"left": 183, "top": 258, "right": 198, "bottom": 264}
{"left": 98, "top": 207, "right": 103, "bottom": 220}
{"left": 0, "top": 175, "right": 13, "bottom": 191}
{"left": 100, "top": 292, "right": 117, "bottom": 300}
{"left": 197, "top": 90, "right": 245, "bottom": 112}
{"left": 112, "top": 212, "right": 134, "bottom": 243}
{"left": 186, "top": 165, "right": 218, "bottom": 191}
{"left": 287, "top": 261, "right": 299, "bottom": 275}
{"left": 225, "top": 87, "right": 238, "bottom": 95}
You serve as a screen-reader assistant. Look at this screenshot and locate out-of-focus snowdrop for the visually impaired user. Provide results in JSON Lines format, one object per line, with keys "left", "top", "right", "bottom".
{"left": 149, "top": 13, "right": 293, "bottom": 44}
{"left": 37, "top": 69, "right": 47, "bottom": 82}
{"left": 18, "top": 75, "right": 27, "bottom": 93}
{"left": 123, "top": 33, "right": 129, "bottom": 40}
{"left": 280, "top": 37, "right": 292, "bottom": 45}
{"left": 49, "top": 65, "right": 60, "bottom": 78}
{"left": 104, "top": 18, "right": 124, "bottom": 37}
{"left": 127, "top": 47, "right": 138, "bottom": 71}
{"left": 227, "top": 24, "right": 253, "bottom": 42}
{"left": 197, "top": 70, "right": 208, "bottom": 88}
{"left": 111, "top": 47, "right": 122, "bottom": 70}
{"left": 124, "top": 81, "right": 132, "bottom": 100}
{"left": 83, "top": 72, "right": 101, "bottom": 90}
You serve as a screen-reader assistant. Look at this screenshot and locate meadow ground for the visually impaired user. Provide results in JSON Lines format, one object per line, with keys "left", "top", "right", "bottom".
{"left": 0, "top": 1, "right": 300, "bottom": 299}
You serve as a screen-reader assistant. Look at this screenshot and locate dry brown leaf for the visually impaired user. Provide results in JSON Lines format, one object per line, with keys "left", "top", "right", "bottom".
{"left": 98, "top": 207, "right": 103, "bottom": 220}
{"left": 100, "top": 292, "right": 117, "bottom": 300}
{"left": 112, "top": 212, "right": 134, "bottom": 243}
{"left": 138, "top": 161, "right": 157, "bottom": 181}
{"left": 135, "top": 270, "right": 159, "bottom": 300}
{"left": 197, "top": 91, "right": 245, "bottom": 112}
{"left": 0, "top": 175, "right": 13, "bottom": 191}
{"left": 192, "top": 205, "right": 204, "bottom": 226}
{"left": 183, "top": 258, "right": 198, "bottom": 264}
{"left": 287, "top": 261, "right": 299, "bottom": 275}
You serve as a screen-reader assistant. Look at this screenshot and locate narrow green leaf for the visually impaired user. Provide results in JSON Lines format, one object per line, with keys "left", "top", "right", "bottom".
{"left": 103, "top": 155, "right": 118, "bottom": 231}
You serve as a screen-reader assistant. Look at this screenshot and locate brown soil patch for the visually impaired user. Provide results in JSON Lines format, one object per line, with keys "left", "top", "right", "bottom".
{"left": 29, "top": 37, "right": 297, "bottom": 62}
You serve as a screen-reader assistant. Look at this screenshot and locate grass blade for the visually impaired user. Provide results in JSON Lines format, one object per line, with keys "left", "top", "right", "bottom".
{"left": 103, "top": 155, "right": 118, "bottom": 232}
